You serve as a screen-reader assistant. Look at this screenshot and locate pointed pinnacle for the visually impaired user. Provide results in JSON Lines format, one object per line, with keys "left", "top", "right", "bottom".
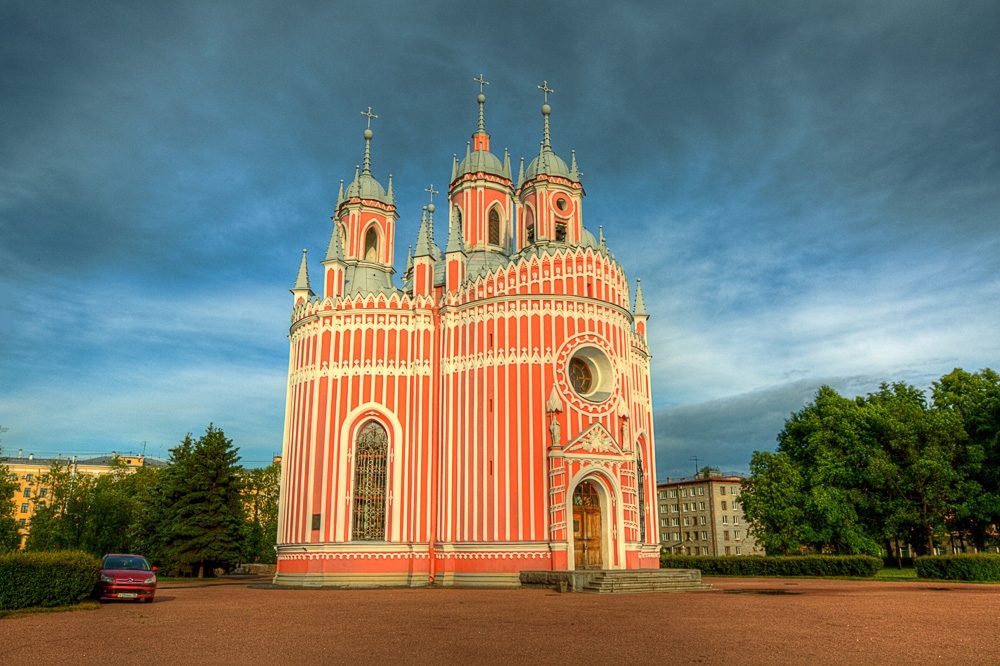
{"left": 466, "top": 141, "right": 471, "bottom": 161}
{"left": 337, "top": 179, "right": 345, "bottom": 206}
{"left": 387, "top": 174, "right": 395, "bottom": 204}
{"left": 294, "top": 249, "right": 311, "bottom": 290}
{"left": 451, "top": 154, "right": 458, "bottom": 182}
{"left": 634, "top": 278, "right": 647, "bottom": 316}
{"left": 404, "top": 245, "right": 413, "bottom": 274}
{"left": 599, "top": 225, "right": 605, "bottom": 247}
{"left": 503, "top": 148, "right": 511, "bottom": 180}
{"left": 326, "top": 226, "right": 345, "bottom": 262}
{"left": 414, "top": 206, "right": 436, "bottom": 258}
{"left": 570, "top": 150, "right": 579, "bottom": 180}
{"left": 517, "top": 157, "right": 525, "bottom": 188}
{"left": 446, "top": 207, "right": 466, "bottom": 254}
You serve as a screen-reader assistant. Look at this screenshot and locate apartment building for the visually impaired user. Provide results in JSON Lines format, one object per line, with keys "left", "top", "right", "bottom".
{"left": 2, "top": 452, "right": 165, "bottom": 548}
{"left": 656, "top": 473, "right": 764, "bottom": 556}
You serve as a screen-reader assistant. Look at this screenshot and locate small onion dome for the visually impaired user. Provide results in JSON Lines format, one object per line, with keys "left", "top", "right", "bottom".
{"left": 524, "top": 149, "right": 574, "bottom": 181}
{"left": 455, "top": 148, "right": 506, "bottom": 180}
{"left": 344, "top": 171, "right": 391, "bottom": 205}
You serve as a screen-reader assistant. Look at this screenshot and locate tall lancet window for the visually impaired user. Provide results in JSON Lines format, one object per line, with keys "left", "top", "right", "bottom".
{"left": 364, "top": 227, "right": 379, "bottom": 262}
{"left": 352, "top": 421, "right": 388, "bottom": 541}
{"left": 488, "top": 208, "right": 501, "bottom": 246}
{"left": 636, "top": 441, "right": 647, "bottom": 542}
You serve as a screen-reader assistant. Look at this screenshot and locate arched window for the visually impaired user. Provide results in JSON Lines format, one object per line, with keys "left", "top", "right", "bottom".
{"left": 488, "top": 208, "right": 501, "bottom": 245}
{"left": 364, "top": 227, "right": 379, "bottom": 262}
{"left": 338, "top": 222, "right": 347, "bottom": 252}
{"left": 524, "top": 208, "right": 535, "bottom": 245}
{"left": 352, "top": 420, "right": 388, "bottom": 541}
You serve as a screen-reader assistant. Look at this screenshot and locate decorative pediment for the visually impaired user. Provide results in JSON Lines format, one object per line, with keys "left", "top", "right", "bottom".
{"left": 564, "top": 423, "right": 624, "bottom": 458}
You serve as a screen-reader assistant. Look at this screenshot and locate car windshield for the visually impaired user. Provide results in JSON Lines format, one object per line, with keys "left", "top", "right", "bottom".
{"left": 104, "top": 556, "right": 151, "bottom": 571}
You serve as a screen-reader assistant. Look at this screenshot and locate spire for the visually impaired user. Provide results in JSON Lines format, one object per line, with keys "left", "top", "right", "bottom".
{"left": 474, "top": 74, "right": 489, "bottom": 133}
{"left": 517, "top": 157, "right": 524, "bottom": 188}
{"left": 387, "top": 174, "right": 394, "bottom": 204}
{"left": 404, "top": 245, "right": 413, "bottom": 274}
{"left": 325, "top": 227, "right": 344, "bottom": 262}
{"left": 570, "top": 150, "right": 579, "bottom": 180}
{"left": 537, "top": 80, "right": 554, "bottom": 149}
{"left": 503, "top": 148, "right": 511, "bottom": 179}
{"left": 599, "top": 225, "right": 605, "bottom": 249}
{"left": 414, "top": 206, "right": 437, "bottom": 258}
{"left": 337, "top": 179, "right": 344, "bottom": 206}
{"left": 633, "top": 279, "right": 647, "bottom": 316}
{"left": 360, "top": 106, "right": 377, "bottom": 176}
{"left": 466, "top": 141, "right": 471, "bottom": 161}
{"left": 446, "top": 208, "right": 466, "bottom": 254}
{"left": 451, "top": 154, "right": 458, "bottom": 182}
{"left": 294, "top": 249, "right": 311, "bottom": 290}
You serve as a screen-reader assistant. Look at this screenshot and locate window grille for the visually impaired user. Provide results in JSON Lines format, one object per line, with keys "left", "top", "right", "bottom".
{"left": 352, "top": 420, "right": 388, "bottom": 541}
{"left": 489, "top": 208, "right": 501, "bottom": 245}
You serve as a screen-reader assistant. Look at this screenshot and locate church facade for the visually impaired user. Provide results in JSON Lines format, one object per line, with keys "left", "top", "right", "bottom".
{"left": 275, "top": 82, "right": 660, "bottom": 586}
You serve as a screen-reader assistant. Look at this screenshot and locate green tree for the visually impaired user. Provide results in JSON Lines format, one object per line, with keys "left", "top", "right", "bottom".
{"left": 241, "top": 460, "right": 280, "bottom": 565}
{"left": 0, "top": 426, "right": 21, "bottom": 552}
{"left": 739, "top": 451, "right": 805, "bottom": 555}
{"left": 931, "top": 368, "right": 1000, "bottom": 550}
{"left": 25, "top": 459, "right": 94, "bottom": 552}
{"left": 162, "top": 426, "right": 245, "bottom": 577}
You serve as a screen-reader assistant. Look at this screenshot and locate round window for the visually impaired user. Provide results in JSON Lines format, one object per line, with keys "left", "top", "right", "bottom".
{"left": 568, "top": 357, "right": 593, "bottom": 395}
{"left": 566, "top": 346, "right": 614, "bottom": 403}
{"left": 556, "top": 197, "right": 568, "bottom": 211}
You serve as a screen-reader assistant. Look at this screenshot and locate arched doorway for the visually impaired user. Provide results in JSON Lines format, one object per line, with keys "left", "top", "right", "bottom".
{"left": 573, "top": 480, "right": 603, "bottom": 569}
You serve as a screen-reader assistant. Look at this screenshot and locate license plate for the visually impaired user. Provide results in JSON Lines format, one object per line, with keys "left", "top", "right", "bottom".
{"left": 118, "top": 593, "right": 137, "bottom": 598}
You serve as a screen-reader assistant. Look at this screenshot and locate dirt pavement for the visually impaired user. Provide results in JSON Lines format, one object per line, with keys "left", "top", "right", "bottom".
{"left": 2, "top": 577, "right": 999, "bottom": 665}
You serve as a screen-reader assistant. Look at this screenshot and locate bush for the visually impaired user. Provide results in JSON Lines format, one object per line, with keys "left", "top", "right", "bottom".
{"left": 914, "top": 554, "right": 1000, "bottom": 581}
{"left": 659, "top": 554, "right": 882, "bottom": 577}
{"left": 0, "top": 550, "right": 101, "bottom": 610}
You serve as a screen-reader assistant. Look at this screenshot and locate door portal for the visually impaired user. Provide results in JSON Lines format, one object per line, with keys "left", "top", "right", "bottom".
{"left": 572, "top": 481, "right": 603, "bottom": 569}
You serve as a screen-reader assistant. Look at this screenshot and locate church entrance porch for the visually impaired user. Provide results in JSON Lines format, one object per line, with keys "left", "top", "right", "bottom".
{"left": 572, "top": 481, "right": 603, "bottom": 569}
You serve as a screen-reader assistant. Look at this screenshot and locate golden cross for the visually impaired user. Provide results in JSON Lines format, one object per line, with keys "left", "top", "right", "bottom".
{"left": 360, "top": 106, "right": 378, "bottom": 130}
{"left": 474, "top": 74, "right": 490, "bottom": 94}
{"left": 537, "top": 80, "right": 554, "bottom": 103}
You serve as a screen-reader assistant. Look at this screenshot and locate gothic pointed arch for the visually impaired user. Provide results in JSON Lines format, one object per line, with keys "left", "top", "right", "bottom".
{"left": 352, "top": 419, "right": 388, "bottom": 541}
{"left": 488, "top": 206, "right": 502, "bottom": 246}
{"left": 364, "top": 226, "right": 379, "bottom": 262}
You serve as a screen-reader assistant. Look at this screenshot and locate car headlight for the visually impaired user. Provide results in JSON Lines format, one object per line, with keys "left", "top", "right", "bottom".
{"left": 100, "top": 574, "right": 114, "bottom": 583}
{"left": 144, "top": 576, "right": 156, "bottom": 584}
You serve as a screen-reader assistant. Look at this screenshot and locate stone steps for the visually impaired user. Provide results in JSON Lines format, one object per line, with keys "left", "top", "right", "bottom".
{"left": 580, "top": 569, "right": 717, "bottom": 594}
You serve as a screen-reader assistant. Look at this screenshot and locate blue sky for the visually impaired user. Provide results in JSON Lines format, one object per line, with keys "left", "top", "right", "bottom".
{"left": 1, "top": 1, "right": 997, "bottom": 475}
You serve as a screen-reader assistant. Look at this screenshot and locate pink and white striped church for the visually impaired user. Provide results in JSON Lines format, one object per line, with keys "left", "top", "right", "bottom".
{"left": 275, "top": 79, "right": 660, "bottom": 586}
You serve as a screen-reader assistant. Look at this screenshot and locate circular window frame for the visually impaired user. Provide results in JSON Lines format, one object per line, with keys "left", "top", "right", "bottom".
{"left": 566, "top": 345, "right": 614, "bottom": 403}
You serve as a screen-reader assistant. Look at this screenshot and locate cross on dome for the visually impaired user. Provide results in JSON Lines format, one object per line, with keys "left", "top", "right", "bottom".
{"left": 474, "top": 74, "right": 489, "bottom": 94}
{"left": 424, "top": 184, "right": 438, "bottom": 212}
{"left": 537, "top": 80, "right": 554, "bottom": 104}
{"left": 360, "top": 106, "right": 378, "bottom": 130}
{"left": 359, "top": 106, "right": 378, "bottom": 175}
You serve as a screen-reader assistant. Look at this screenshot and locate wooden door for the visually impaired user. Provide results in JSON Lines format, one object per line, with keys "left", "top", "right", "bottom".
{"left": 573, "top": 481, "right": 603, "bottom": 569}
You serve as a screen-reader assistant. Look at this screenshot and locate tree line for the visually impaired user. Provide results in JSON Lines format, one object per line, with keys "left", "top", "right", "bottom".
{"left": 740, "top": 368, "right": 1000, "bottom": 558}
{"left": 1, "top": 425, "right": 280, "bottom": 577}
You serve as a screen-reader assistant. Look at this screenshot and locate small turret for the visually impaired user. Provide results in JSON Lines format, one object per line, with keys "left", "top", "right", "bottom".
{"left": 633, "top": 278, "right": 649, "bottom": 340}
{"left": 322, "top": 226, "right": 346, "bottom": 299}
{"left": 291, "top": 249, "right": 314, "bottom": 304}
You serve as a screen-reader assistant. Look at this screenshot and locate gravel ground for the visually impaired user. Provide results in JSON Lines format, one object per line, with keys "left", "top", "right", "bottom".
{"left": 2, "top": 576, "right": 999, "bottom": 665}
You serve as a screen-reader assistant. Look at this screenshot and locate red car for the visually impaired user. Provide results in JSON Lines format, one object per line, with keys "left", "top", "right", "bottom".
{"left": 98, "top": 554, "right": 157, "bottom": 603}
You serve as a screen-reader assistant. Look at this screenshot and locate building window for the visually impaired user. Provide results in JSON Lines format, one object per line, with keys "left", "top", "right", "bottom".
{"left": 701, "top": 531, "right": 707, "bottom": 540}
{"left": 698, "top": 487, "right": 705, "bottom": 496}
{"left": 722, "top": 515, "right": 728, "bottom": 524}
{"left": 20, "top": 503, "right": 28, "bottom": 513}
{"left": 682, "top": 503, "right": 688, "bottom": 512}
{"left": 660, "top": 503, "right": 667, "bottom": 512}
{"left": 734, "top": 515, "right": 740, "bottom": 525}
{"left": 720, "top": 486, "right": 726, "bottom": 495}
{"left": 488, "top": 208, "right": 501, "bottom": 245}
{"left": 351, "top": 420, "right": 388, "bottom": 541}
{"left": 699, "top": 501, "right": 705, "bottom": 510}
{"left": 725, "top": 546, "right": 731, "bottom": 555}
{"left": 736, "top": 546, "right": 742, "bottom": 555}
{"left": 735, "top": 531, "right": 741, "bottom": 540}
{"left": 724, "top": 530, "right": 730, "bottom": 540}
{"left": 683, "top": 517, "right": 690, "bottom": 526}
{"left": 671, "top": 504, "right": 679, "bottom": 513}
{"left": 673, "top": 532, "right": 680, "bottom": 541}
{"left": 25, "top": 474, "right": 33, "bottom": 482}
{"left": 40, "top": 488, "right": 47, "bottom": 498}
{"left": 682, "top": 489, "right": 688, "bottom": 498}
{"left": 700, "top": 516, "right": 706, "bottom": 525}
{"left": 671, "top": 518, "right": 679, "bottom": 527}
{"left": 669, "top": 490, "right": 677, "bottom": 498}
{"left": 555, "top": 220, "right": 567, "bottom": 242}
{"left": 660, "top": 518, "right": 667, "bottom": 527}
{"left": 364, "top": 227, "right": 379, "bottom": 262}
{"left": 658, "top": 491, "right": 666, "bottom": 500}
{"left": 18, "top": 518, "right": 26, "bottom": 527}
{"left": 721, "top": 501, "right": 727, "bottom": 510}
{"left": 701, "top": 547, "right": 709, "bottom": 555}
{"left": 23, "top": 488, "right": 30, "bottom": 498}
